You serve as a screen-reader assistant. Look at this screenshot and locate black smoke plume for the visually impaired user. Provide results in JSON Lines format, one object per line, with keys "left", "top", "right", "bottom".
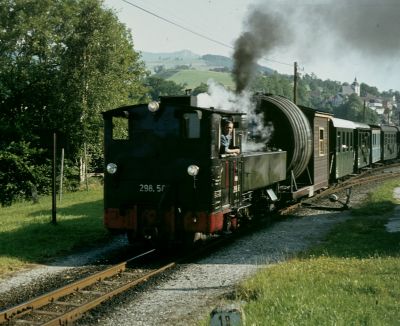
{"left": 232, "top": 0, "right": 400, "bottom": 93}
{"left": 232, "top": 8, "right": 291, "bottom": 94}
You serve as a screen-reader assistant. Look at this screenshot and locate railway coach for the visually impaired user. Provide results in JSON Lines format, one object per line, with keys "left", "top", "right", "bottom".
{"left": 381, "top": 125, "right": 398, "bottom": 162}
{"left": 369, "top": 124, "right": 382, "bottom": 164}
{"left": 329, "top": 117, "right": 356, "bottom": 180}
{"left": 354, "top": 122, "right": 371, "bottom": 172}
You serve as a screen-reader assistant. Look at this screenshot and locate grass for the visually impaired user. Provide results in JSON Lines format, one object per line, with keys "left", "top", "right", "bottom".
{"left": 210, "top": 179, "right": 400, "bottom": 325}
{"left": 0, "top": 181, "right": 110, "bottom": 277}
{"left": 238, "top": 258, "right": 400, "bottom": 325}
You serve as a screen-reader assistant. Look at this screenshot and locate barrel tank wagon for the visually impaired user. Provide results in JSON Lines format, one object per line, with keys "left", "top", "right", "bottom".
{"left": 257, "top": 96, "right": 332, "bottom": 199}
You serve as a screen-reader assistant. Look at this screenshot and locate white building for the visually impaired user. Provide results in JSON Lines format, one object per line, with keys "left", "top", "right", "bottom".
{"left": 367, "top": 98, "right": 384, "bottom": 115}
{"left": 341, "top": 78, "right": 360, "bottom": 96}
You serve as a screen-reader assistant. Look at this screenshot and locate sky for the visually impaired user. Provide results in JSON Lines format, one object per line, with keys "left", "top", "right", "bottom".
{"left": 104, "top": 0, "right": 400, "bottom": 92}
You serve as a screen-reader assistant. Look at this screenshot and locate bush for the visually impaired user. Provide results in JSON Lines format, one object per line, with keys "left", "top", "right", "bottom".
{"left": 0, "top": 142, "right": 51, "bottom": 206}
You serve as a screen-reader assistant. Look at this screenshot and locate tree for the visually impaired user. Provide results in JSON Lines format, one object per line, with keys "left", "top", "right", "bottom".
{"left": 335, "top": 94, "right": 362, "bottom": 121}
{"left": 0, "top": 142, "right": 50, "bottom": 206}
{"left": 0, "top": 0, "right": 63, "bottom": 146}
{"left": 0, "top": 0, "right": 148, "bottom": 203}
{"left": 334, "top": 94, "right": 378, "bottom": 124}
{"left": 145, "top": 76, "right": 186, "bottom": 100}
{"left": 360, "top": 83, "right": 379, "bottom": 97}
{"left": 249, "top": 73, "right": 293, "bottom": 99}
{"left": 58, "top": 0, "right": 148, "bottom": 161}
{"left": 192, "top": 82, "right": 208, "bottom": 95}
{"left": 297, "top": 79, "right": 311, "bottom": 107}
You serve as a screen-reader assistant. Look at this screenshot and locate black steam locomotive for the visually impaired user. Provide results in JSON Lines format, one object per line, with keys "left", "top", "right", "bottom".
{"left": 102, "top": 94, "right": 399, "bottom": 245}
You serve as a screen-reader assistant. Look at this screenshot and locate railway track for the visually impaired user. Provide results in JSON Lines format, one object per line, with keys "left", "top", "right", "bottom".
{"left": 0, "top": 235, "right": 232, "bottom": 325}
{"left": 280, "top": 162, "right": 400, "bottom": 215}
{"left": 0, "top": 249, "right": 175, "bottom": 325}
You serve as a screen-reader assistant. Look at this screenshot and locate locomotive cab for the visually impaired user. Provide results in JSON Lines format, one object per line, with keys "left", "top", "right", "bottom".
{"left": 102, "top": 96, "right": 245, "bottom": 244}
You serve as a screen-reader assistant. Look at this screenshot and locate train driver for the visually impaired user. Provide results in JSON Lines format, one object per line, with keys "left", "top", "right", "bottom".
{"left": 220, "top": 119, "right": 240, "bottom": 156}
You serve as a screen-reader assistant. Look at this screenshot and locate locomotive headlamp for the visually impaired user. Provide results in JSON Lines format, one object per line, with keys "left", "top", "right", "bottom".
{"left": 106, "top": 163, "right": 118, "bottom": 174}
{"left": 187, "top": 165, "right": 199, "bottom": 176}
{"left": 148, "top": 101, "right": 160, "bottom": 113}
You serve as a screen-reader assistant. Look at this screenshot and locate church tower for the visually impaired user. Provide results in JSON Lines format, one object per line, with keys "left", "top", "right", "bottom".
{"left": 352, "top": 77, "right": 360, "bottom": 96}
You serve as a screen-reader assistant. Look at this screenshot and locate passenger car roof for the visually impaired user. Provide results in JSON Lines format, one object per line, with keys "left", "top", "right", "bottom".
{"left": 330, "top": 117, "right": 356, "bottom": 129}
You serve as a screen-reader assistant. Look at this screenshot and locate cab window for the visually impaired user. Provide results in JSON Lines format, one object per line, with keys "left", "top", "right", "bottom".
{"left": 183, "top": 111, "right": 202, "bottom": 139}
{"left": 319, "top": 128, "right": 326, "bottom": 156}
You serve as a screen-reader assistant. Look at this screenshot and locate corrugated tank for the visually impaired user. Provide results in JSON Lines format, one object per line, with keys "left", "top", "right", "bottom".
{"left": 257, "top": 95, "right": 313, "bottom": 178}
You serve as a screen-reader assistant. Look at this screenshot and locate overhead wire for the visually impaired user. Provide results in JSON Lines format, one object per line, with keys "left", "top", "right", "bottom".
{"left": 120, "top": 0, "right": 294, "bottom": 67}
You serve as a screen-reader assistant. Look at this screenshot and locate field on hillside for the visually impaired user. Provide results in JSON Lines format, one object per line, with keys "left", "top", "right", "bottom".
{"left": 167, "top": 70, "right": 235, "bottom": 89}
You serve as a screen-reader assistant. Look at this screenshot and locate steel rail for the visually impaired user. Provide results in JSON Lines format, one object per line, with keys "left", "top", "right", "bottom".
{"left": 0, "top": 249, "right": 158, "bottom": 325}
{"left": 280, "top": 165, "right": 400, "bottom": 215}
{"left": 1, "top": 234, "right": 235, "bottom": 325}
{"left": 42, "top": 261, "right": 176, "bottom": 326}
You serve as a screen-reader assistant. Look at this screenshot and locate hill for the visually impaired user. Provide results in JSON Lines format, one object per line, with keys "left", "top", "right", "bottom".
{"left": 140, "top": 50, "right": 274, "bottom": 75}
{"left": 167, "top": 69, "right": 235, "bottom": 90}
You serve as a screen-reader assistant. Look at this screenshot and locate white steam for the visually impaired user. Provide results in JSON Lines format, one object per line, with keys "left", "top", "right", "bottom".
{"left": 195, "top": 79, "right": 274, "bottom": 152}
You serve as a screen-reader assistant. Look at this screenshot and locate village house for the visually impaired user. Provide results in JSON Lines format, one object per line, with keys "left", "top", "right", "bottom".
{"left": 328, "top": 78, "right": 398, "bottom": 124}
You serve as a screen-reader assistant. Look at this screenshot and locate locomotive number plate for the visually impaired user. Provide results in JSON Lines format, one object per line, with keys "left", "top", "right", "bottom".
{"left": 139, "top": 184, "right": 166, "bottom": 192}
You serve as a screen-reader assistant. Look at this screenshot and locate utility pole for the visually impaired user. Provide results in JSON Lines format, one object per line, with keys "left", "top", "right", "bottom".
{"left": 363, "top": 100, "right": 366, "bottom": 122}
{"left": 293, "top": 61, "right": 298, "bottom": 104}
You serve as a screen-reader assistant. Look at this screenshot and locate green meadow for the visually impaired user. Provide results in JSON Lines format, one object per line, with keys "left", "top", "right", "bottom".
{"left": 0, "top": 183, "right": 109, "bottom": 277}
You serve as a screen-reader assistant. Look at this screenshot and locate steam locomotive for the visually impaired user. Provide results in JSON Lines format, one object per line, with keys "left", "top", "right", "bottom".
{"left": 102, "top": 94, "right": 399, "bottom": 245}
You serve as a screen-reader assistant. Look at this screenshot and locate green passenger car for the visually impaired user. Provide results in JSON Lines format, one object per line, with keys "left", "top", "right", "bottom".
{"left": 330, "top": 118, "right": 356, "bottom": 180}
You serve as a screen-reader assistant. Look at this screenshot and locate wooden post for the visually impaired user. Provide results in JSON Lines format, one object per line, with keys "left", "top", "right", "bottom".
{"left": 363, "top": 100, "right": 366, "bottom": 122}
{"left": 84, "top": 143, "right": 89, "bottom": 191}
{"left": 52, "top": 132, "right": 57, "bottom": 225}
{"left": 59, "top": 148, "right": 64, "bottom": 203}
